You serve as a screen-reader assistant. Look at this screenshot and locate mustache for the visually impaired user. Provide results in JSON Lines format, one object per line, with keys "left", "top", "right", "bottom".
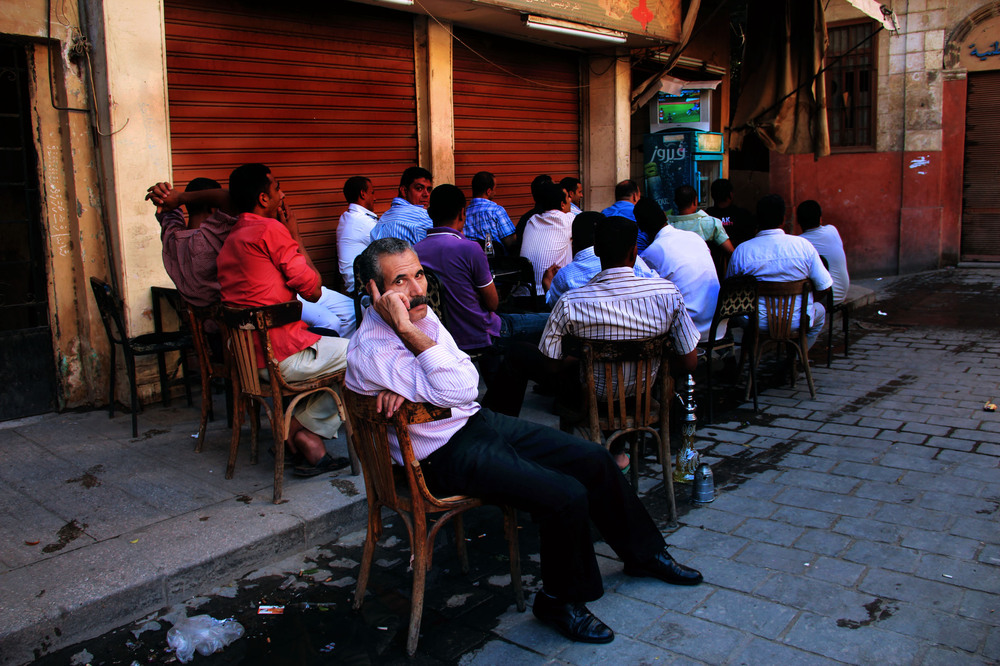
{"left": 408, "top": 295, "right": 430, "bottom": 309}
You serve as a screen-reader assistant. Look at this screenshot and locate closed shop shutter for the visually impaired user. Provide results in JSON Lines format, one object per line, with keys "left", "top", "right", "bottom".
{"left": 962, "top": 70, "right": 1000, "bottom": 261}
{"left": 453, "top": 29, "right": 581, "bottom": 219}
{"left": 164, "top": 0, "right": 417, "bottom": 284}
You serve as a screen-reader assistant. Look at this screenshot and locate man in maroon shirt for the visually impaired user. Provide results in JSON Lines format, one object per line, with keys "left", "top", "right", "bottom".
{"left": 217, "top": 163, "right": 350, "bottom": 477}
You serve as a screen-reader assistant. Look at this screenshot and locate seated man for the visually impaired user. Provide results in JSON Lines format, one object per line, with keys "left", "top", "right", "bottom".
{"left": 216, "top": 163, "right": 351, "bottom": 477}
{"left": 520, "top": 182, "right": 575, "bottom": 295}
{"left": 705, "top": 178, "right": 756, "bottom": 247}
{"left": 638, "top": 198, "right": 724, "bottom": 343}
{"left": 463, "top": 171, "right": 516, "bottom": 254}
{"left": 540, "top": 215, "right": 700, "bottom": 469}
{"left": 345, "top": 237, "right": 703, "bottom": 646}
{"left": 668, "top": 184, "right": 734, "bottom": 256}
{"left": 797, "top": 200, "right": 850, "bottom": 304}
{"left": 337, "top": 175, "right": 378, "bottom": 294}
{"left": 512, "top": 174, "right": 553, "bottom": 254}
{"left": 560, "top": 176, "right": 584, "bottom": 215}
{"left": 414, "top": 184, "right": 547, "bottom": 353}
{"left": 601, "top": 179, "right": 647, "bottom": 251}
{"left": 370, "top": 167, "right": 433, "bottom": 246}
{"left": 727, "top": 194, "right": 833, "bottom": 348}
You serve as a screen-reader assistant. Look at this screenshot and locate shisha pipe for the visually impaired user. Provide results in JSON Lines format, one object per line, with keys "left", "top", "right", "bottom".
{"left": 673, "top": 374, "right": 700, "bottom": 483}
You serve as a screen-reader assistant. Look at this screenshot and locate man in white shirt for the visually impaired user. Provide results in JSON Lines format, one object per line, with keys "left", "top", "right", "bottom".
{"left": 727, "top": 195, "right": 833, "bottom": 347}
{"left": 337, "top": 176, "right": 378, "bottom": 293}
{"left": 797, "top": 200, "right": 850, "bottom": 304}
{"left": 520, "top": 182, "right": 576, "bottom": 295}
{"left": 345, "top": 238, "right": 702, "bottom": 646}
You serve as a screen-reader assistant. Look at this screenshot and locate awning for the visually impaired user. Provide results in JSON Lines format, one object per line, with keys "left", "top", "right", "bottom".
{"left": 844, "top": 0, "right": 899, "bottom": 32}
{"left": 656, "top": 75, "right": 720, "bottom": 96}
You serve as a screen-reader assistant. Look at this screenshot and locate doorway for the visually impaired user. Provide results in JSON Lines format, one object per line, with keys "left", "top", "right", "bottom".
{"left": 961, "top": 70, "right": 1000, "bottom": 261}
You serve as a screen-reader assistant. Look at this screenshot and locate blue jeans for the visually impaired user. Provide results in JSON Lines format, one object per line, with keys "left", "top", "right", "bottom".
{"left": 496, "top": 312, "right": 549, "bottom": 346}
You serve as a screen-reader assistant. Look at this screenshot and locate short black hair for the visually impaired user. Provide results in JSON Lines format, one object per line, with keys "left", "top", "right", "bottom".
{"left": 530, "top": 174, "right": 553, "bottom": 206}
{"left": 538, "top": 182, "right": 567, "bottom": 212}
{"left": 756, "top": 194, "right": 786, "bottom": 230}
{"left": 674, "top": 185, "right": 698, "bottom": 211}
{"left": 594, "top": 215, "right": 637, "bottom": 264}
{"left": 796, "top": 200, "right": 822, "bottom": 230}
{"left": 571, "top": 211, "right": 603, "bottom": 255}
{"left": 343, "top": 176, "right": 371, "bottom": 204}
{"left": 559, "top": 176, "right": 581, "bottom": 192}
{"left": 358, "top": 237, "right": 413, "bottom": 293}
{"left": 427, "top": 184, "right": 466, "bottom": 225}
{"left": 633, "top": 197, "right": 667, "bottom": 238}
{"left": 184, "top": 177, "right": 222, "bottom": 217}
{"left": 471, "top": 171, "right": 495, "bottom": 197}
{"left": 710, "top": 178, "right": 733, "bottom": 204}
{"left": 614, "top": 179, "right": 640, "bottom": 201}
{"left": 228, "top": 163, "right": 271, "bottom": 214}
{"left": 399, "top": 166, "right": 433, "bottom": 189}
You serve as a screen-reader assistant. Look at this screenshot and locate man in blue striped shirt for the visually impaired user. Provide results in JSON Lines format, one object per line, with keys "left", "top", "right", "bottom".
{"left": 464, "top": 171, "right": 516, "bottom": 254}
{"left": 370, "top": 167, "right": 433, "bottom": 245}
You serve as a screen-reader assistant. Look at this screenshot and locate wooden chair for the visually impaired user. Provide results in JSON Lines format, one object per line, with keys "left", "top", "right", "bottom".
{"left": 570, "top": 334, "right": 678, "bottom": 523}
{"left": 89, "top": 277, "right": 193, "bottom": 437}
{"left": 702, "top": 276, "right": 759, "bottom": 423}
{"left": 221, "top": 301, "right": 357, "bottom": 504}
{"left": 343, "top": 390, "right": 525, "bottom": 657}
{"left": 185, "top": 303, "right": 233, "bottom": 451}
{"left": 749, "top": 280, "right": 817, "bottom": 399}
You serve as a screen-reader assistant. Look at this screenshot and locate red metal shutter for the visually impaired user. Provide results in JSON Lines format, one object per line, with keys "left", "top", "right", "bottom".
{"left": 452, "top": 29, "right": 581, "bottom": 217}
{"left": 962, "top": 70, "right": 1000, "bottom": 261}
{"left": 164, "top": 0, "right": 417, "bottom": 284}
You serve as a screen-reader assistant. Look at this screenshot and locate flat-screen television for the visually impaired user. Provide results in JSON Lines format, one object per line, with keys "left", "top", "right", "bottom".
{"left": 649, "top": 90, "right": 712, "bottom": 132}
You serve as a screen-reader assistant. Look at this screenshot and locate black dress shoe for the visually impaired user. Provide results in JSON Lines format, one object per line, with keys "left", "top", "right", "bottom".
{"left": 532, "top": 592, "right": 614, "bottom": 644}
{"left": 624, "top": 549, "right": 703, "bottom": 585}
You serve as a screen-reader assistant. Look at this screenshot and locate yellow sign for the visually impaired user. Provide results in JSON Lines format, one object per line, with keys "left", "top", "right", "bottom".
{"left": 478, "top": 0, "right": 681, "bottom": 42}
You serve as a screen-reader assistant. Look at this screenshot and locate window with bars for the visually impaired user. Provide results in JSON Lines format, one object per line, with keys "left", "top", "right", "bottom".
{"left": 826, "top": 21, "right": 879, "bottom": 149}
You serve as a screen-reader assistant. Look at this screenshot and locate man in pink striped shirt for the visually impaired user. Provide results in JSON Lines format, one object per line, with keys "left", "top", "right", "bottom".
{"left": 345, "top": 238, "right": 702, "bottom": 646}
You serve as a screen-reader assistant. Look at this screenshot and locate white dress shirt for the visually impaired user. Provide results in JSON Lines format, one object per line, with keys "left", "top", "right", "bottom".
{"left": 800, "top": 225, "right": 849, "bottom": 304}
{"left": 337, "top": 203, "right": 377, "bottom": 292}
{"left": 641, "top": 225, "right": 724, "bottom": 342}
{"left": 520, "top": 209, "right": 575, "bottom": 295}
{"left": 345, "top": 308, "right": 480, "bottom": 464}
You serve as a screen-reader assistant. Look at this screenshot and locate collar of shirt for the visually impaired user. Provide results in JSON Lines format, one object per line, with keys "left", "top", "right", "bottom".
{"left": 530, "top": 209, "right": 574, "bottom": 227}
{"left": 756, "top": 228, "right": 785, "bottom": 238}
{"left": 390, "top": 196, "right": 423, "bottom": 210}
{"left": 426, "top": 227, "right": 465, "bottom": 239}
{"left": 347, "top": 202, "right": 378, "bottom": 219}
{"left": 591, "top": 266, "right": 635, "bottom": 283}
{"left": 669, "top": 210, "right": 711, "bottom": 223}
{"left": 572, "top": 246, "right": 596, "bottom": 262}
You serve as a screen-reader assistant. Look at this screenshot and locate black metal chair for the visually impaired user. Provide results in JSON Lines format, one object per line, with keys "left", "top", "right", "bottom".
{"left": 488, "top": 255, "right": 541, "bottom": 312}
{"left": 702, "top": 276, "right": 759, "bottom": 423}
{"left": 89, "top": 277, "right": 193, "bottom": 437}
{"left": 819, "top": 256, "right": 851, "bottom": 368}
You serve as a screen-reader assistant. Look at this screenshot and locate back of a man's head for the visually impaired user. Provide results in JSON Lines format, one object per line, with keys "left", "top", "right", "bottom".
{"left": 594, "top": 216, "right": 638, "bottom": 266}
{"left": 674, "top": 185, "right": 698, "bottom": 212}
{"left": 427, "top": 184, "right": 466, "bottom": 227}
{"left": 184, "top": 177, "right": 222, "bottom": 217}
{"left": 710, "top": 178, "right": 734, "bottom": 207}
{"left": 538, "top": 182, "right": 567, "bottom": 212}
{"left": 614, "top": 179, "right": 640, "bottom": 202}
{"left": 343, "top": 176, "right": 371, "bottom": 204}
{"left": 571, "top": 211, "right": 603, "bottom": 255}
{"left": 796, "top": 200, "right": 822, "bottom": 230}
{"left": 358, "top": 237, "right": 413, "bottom": 293}
{"left": 530, "top": 174, "right": 553, "bottom": 206}
{"left": 633, "top": 197, "right": 667, "bottom": 239}
{"left": 471, "top": 171, "right": 495, "bottom": 197}
{"left": 229, "top": 163, "right": 271, "bottom": 214}
{"left": 399, "top": 166, "right": 433, "bottom": 190}
{"left": 756, "top": 194, "right": 786, "bottom": 230}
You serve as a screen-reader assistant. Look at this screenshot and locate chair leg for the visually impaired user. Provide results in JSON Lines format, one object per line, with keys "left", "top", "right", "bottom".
{"left": 157, "top": 350, "right": 170, "bottom": 407}
{"left": 250, "top": 402, "right": 260, "bottom": 466}
{"left": 794, "top": 342, "right": 816, "bottom": 399}
{"left": 353, "top": 510, "right": 380, "bottom": 611}
{"left": 226, "top": 397, "right": 244, "bottom": 479}
{"left": 124, "top": 351, "right": 140, "bottom": 438}
{"left": 503, "top": 507, "right": 526, "bottom": 612}
{"left": 842, "top": 307, "right": 850, "bottom": 357}
{"left": 180, "top": 349, "right": 193, "bottom": 407}
{"left": 454, "top": 514, "right": 470, "bottom": 574}
{"left": 272, "top": 402, "right": 286, "bottom": 504}
{"left": 407, "top": 515, "right": 430, "bottom": 657}
{"left": 827, "top": 310, "right": 834, "bottom": 368}
{"left": 195, "top": 364, "right": 212, "bottom": 453}
{"left": 628, "top": 432, "right": 639, "bottom": 488}
{"left": 706, "top": 346, "right": 715, "bottom": 424}
{"left": 108, "top": 344, "right": 117, "bottom": 419}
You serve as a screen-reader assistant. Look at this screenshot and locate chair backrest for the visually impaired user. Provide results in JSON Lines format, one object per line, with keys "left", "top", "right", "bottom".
{"left": 221, "top": 301, "right": 302, "bottom": 397}
{"left": 186, "top": 302, "right": 227, "bottom": 375}
{"left": 89, "top": 277, "right": 128, "bottom": 345}
{"left": 757, "top": 279, "right": 812, "bottom": 340}
{"left": 488, "top": 255, "right": 539, "bottom": 311}
{"left": 352, "top": 254, "right": 371, "bottom": 325}
{"left": 342, "top": 390, "right": 453, "bottom": 509}
{"left": 574, "top": 335, "right": 671, "bottom": 434}
{"left": 420, "top": 266, "right": 450, "bottom": 327}
{"left": 709, "top": 276, "right": 759, "bottom": 342}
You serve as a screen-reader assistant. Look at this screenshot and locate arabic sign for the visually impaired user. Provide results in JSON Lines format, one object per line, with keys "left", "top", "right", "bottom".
{"left": 475, "top": 0, "right": 681, "bottom": 42}
{"left": 959, "top": 16, "right": 1000, "bottom": 72}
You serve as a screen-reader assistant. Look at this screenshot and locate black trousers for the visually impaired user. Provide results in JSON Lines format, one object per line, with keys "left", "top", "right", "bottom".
{"left": 420, "top": 408, "right": 665, "bottom": 602}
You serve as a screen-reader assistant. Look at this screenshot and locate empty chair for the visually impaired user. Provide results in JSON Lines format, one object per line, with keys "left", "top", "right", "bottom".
{"left": 702, "top": 276, "right": 759, "bottom": 422}
{"left": 749, "top": 280, "right": 817, "bottom": 399}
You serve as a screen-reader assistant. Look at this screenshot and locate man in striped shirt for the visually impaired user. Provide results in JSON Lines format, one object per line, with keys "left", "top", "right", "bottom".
{"left": 369, "top": 167, "right": 433, "bottom": 246}
{"left": 345, "top": 238, "right": 703, "bottom": 646}
{"left": 463, "top": 171, "right": 516, "bottom": 254}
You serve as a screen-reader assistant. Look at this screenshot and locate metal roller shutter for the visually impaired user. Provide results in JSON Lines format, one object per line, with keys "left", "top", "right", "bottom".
{"left": 452, "top": 29, "right": 581, "bottom": 218}
{"left": 164, "top": 0, "right": 417, "bottom": 285}
{"left": 962, "top": 70, "right": 1000, "bottom": 261}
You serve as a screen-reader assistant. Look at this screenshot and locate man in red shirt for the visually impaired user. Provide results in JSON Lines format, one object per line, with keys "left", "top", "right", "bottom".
{"left": 217, "top": 163, "right": 350, "bottom": 476}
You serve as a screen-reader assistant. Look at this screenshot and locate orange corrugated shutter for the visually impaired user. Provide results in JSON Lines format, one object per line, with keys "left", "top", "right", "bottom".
{"left": 452, "top": 29, "right": 581, "bottom": 218}
{"left": 164, "top": 0, "right": 417, "bottom": 285}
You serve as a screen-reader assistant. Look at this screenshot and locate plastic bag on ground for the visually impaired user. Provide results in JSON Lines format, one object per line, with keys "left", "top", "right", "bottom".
{"left": 166, "top": 614, "right": 245, "bottom": 663}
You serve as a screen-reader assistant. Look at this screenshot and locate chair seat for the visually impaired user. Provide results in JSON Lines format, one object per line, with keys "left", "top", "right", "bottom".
{"left": 130, "top": 331, "right": 194, "bottom": 353}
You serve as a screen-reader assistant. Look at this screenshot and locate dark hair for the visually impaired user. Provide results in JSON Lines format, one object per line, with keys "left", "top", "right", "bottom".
{"left": 796, "top": 199, "right": 822, "bottom": 230}
{"left": 559, "top": 176, "right": 581, "bottom": 192}
{"left": 358, "top": 237, "right": 413, "bottom": 293}
{"left": 399, "top": 166, "right": 433, "bottom": 190}
{"left": 571, "top": 211, "right": 603, "bottom": 254}
{"left": 674, "top": 185, "right": 698, "bottom": 211}
{"left": 756, "top": 194, "right": 786, "bottom": 230}
{"left": 184, "top": 177, "right": 222, "bottom": 217}
{"left": 228, "top": 163, "right": 271, "bottom": 214}
{"left": 343, "top": 176, "right": 371, "bottom": 204}
{"left": 614, "top": 179, "right": 640, "bottom": 201}
{"left": 711, "top": 178, "right": 733, "bottom": 204}
{"left": 471, "top": 171, "right": 495, "bottom": 197}
{"left": 633, "top": 197, "right": 667, "bottom": 238}
{"left": 427, "top": 184, "right": 466, "bottom": 225}
{"left": 538, "top": 182, "right": 567, "bottom": 212}
{"left": 530, "top": 174, "right": 553, "bottom": 205}
{"left": 594, "top": 215, "right": 638, "bottom": 264}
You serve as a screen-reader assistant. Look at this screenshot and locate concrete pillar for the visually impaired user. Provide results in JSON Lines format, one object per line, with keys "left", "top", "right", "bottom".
{"left": 584, "top": 50, "right": 631, "bottom": 211}
{"left": 414, "top": 16, "right": 455, "bottom": 184}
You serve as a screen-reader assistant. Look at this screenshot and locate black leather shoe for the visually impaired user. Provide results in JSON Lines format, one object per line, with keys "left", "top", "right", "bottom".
{"left": 532, "top": 592, "right": 614, "bottom": 644}
{"left": 624, "top": 549, "right": 703, "bottom": 585}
